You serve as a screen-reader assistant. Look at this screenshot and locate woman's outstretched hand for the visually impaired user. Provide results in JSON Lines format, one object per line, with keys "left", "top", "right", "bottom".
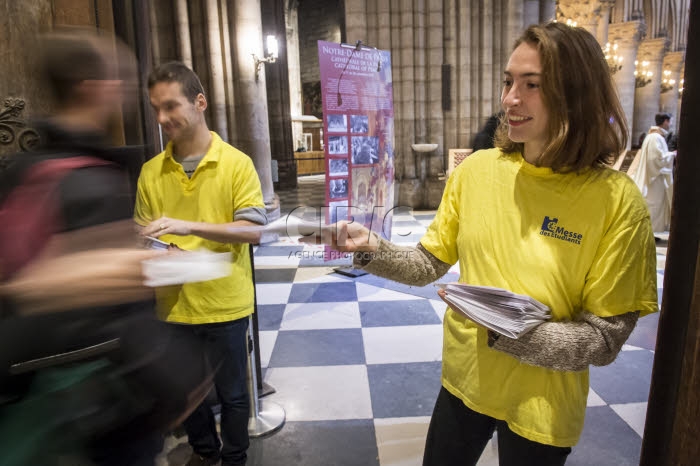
{"left": 299, "top": 220, "right": 380, "bottom": 254}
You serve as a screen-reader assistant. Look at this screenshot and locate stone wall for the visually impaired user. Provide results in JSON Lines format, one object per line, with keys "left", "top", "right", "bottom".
{"left": 0, "top": 0, "right": 125, "bottom": 157}
{"left": 344, "top": 0, "right": 548, "bottom": 208}
{"left": 0, "top": 1, "right": 53, "bottom": 156}
{"left": 298, "top": 0, "right": 344, "bottom": 85}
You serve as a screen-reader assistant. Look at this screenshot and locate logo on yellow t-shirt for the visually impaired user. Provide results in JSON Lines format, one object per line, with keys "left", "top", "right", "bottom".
{"left": 540, "top": 216, "right": 584, "bottom": 245}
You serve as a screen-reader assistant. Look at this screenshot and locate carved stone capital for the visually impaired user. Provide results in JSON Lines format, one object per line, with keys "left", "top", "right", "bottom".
{"left": 638, "top": 38, "right": 670, "bottom": 62}
{"left": 608, "top": 21, "right": 646, "bottom": 47}
{"left": 556, "top": 0, "right": 616, "bottom": 25}
{"left": 662, "top": 51, "right": 685, "bottom": 72}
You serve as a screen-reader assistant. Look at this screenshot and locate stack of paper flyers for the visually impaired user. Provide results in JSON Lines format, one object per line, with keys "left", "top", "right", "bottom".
{"left": 436, "top": 283, "right": 551, "bottom": 339}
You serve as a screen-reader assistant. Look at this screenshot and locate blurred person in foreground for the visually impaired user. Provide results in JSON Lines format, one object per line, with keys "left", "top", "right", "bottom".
{"left": 135, "top": 62, "right": 267, "bottom": 466}
{"left": 0, "top": 30, "right": 208, "bottom": 465}
{"left": 306, "top": 22, "right": 657, "bottom": 465}
{"left": 632, "top": 112, "right": 676, "bottom": 234}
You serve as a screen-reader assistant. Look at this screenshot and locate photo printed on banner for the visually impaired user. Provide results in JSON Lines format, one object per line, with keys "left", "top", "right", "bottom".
{"left": 327, "top": 114, "right": 347, "bottom": 133}
{"left": 350, "top": 115, "right": 369, "bottom": 133}
{"left": 329, "top": 178, "right": 348, "bottom": 199}
{"left": 329, "top": 200, "right": 349, "bottom": 224}
{"left": 328, "top": 136, "right": 348, "bottom": 155}
{"left": 351, "top": 136, "right": 379, "bottom": 165}
{"left": 329, "top": 157, "right": 349, "bottom": 176}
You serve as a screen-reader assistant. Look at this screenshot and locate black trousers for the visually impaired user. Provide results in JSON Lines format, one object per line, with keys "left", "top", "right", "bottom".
{"left": 423, "top": 387, "right": 572, "bottom": 466}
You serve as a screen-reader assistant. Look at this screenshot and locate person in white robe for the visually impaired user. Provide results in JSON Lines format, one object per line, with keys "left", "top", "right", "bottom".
{"left": 632, "top": 113, "right": 676, "bottom": 233}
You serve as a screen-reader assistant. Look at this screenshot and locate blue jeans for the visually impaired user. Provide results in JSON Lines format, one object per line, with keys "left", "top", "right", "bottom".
{"left": 180, "top": 318, "right": 250, "bottom": 466}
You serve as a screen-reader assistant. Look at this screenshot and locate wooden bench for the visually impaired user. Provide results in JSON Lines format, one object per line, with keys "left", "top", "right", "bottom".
{"left": 294, "top": 151, "right": 325, "bottom": 175}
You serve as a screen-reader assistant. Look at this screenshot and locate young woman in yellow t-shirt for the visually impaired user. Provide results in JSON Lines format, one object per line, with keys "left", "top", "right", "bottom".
{"left": 309, "top": 21, "right": 657, "bottom": 466}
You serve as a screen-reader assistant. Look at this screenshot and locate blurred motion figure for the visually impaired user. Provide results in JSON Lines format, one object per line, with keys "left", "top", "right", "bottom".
{"left": 0, "top": 29, "right": 208, "bottom": 466}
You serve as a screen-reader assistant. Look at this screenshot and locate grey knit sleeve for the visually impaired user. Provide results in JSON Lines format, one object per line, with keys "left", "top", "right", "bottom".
{"left": 490, "top": 310, "right": 640, "bottom": 372}
{"left": 352, "top": 237, "right": 452, "bottom": 286}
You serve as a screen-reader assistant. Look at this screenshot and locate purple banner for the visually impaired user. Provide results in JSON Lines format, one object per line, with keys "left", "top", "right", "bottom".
{"left": 318, "top": 41, "right": 395, "bottom": 258}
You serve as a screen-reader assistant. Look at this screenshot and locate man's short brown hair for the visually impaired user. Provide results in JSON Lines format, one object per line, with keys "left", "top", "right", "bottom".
{"left": 147, "top": 62, "right": 205, "bottom": 102}
{"left": 655, "top": 113, "right": 671, "bottom": 126}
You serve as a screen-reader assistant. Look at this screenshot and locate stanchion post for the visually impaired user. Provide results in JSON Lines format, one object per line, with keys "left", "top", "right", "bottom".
{"left": 247, "top": 315, "right": 285, "bottom": 437}
{"left": 247, "top": 244, "right": 285, "bottom": 437}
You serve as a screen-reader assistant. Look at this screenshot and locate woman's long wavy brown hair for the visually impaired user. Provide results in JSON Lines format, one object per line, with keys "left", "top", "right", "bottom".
{"left": 494, "top": 22, "right": 628, "bottom": 172}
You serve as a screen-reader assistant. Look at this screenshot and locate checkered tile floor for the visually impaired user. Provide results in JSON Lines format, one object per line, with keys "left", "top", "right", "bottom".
{"left": 157, "top": 176, "right": 665, "bottom": 466}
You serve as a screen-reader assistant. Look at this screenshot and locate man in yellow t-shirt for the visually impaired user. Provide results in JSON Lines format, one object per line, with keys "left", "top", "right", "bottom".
{"left": 135, "top": 62, "right": 266, "bottom": 466}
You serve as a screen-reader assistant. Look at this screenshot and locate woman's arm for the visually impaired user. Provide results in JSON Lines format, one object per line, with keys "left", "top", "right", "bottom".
{"left": 302, "top": 221, "right": 453, "bottom": 286}
{"left": 353, "top": 238, "right": 452, "bottom": 286}
{"left": 489, "top": 311, "right": 640, "bottom": 372}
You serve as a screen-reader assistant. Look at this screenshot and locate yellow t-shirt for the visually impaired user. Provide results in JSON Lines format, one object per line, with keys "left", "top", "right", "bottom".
{"left": 420, "top": 149, "right": 658, "bottom": 447}
{"left": 134, "top": 132, "right": 264, "bottom": 324}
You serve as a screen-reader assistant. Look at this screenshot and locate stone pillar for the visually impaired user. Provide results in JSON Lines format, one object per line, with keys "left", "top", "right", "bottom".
{"left": 344, "top": 0, "right": 367, "bottom": 46}
{"left": 676, "top": 64, "right": 684, "bottom": 134}
{"left": 204, "top": 0, "right": 229, "bottom": 139}
{"left": 596, "top": 1, "right": 616, "bottom": 46}
{"left": 174, "top": 0, "right": 193, "bottom": 67}
{"left": 218, "top": 0, "right": 238, "bottom": 145}
{"left": 443, "top": 0, "right": 458, "bottom": 153}
{"left": 396, "top": 0, "right": 419, "bottom": 206}
{"left": 456, "top": 2, "right": 471, "bottom": 147}
{"left": 557, "top": 0, "right": 615, "bottom": 41}
{"left": 659, "top": 51, "right": 685, "bottom": 124}
{"left": 262, "top": 0, "right": 296, "bottom": 190}
{"left": 286, "top": 4, "right": 304, "bottom": 152}
{"left": 608, "top": 21, "right": 645, "bottom": 149}
{"left": 539, "top": 0, "right": 556, "bottom": 22}
{"left": 633, "top": 38, "right": 669, "bottom": 140}
{"left": 426, "top": 0, "right": 443, "bottom": 180}
{"left": 230, "top": 0, "right": 277, "bottom": 213}
{"left": 424, "top": 0, "right": 446, "bottom": 208}
{"left": 524, "top": 0, "right": 540, "bottom": 27}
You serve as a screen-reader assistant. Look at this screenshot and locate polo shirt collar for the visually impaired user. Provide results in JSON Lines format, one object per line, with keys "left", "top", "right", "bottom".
{"left": 163, "top": 131, "right": 223, "bottom": 164}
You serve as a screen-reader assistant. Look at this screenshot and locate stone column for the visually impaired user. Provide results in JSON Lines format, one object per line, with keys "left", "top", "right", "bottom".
{"left": 596, "top": 0, "right": 616, "bottom": 46}
{"left": 218, "top": 0, "right": 238, "bottom": 145}
{"left": 608, "top": 21, "right": 645, "bottom": 149}
{"left": 174, "top": 0, "right": 193, "bottom": 67}
{"left": 539, "top": 0, "right": 556, "bottom": 22}
{"left": 524, "top": 0, "right": 540, "bottom": 27}
{"left": 204, "top": 0, "right": 229, "bottom": 139}
{"left": 443, "top": 0, "right": 458, "bottom": 152}
{"left": 557, "top": 0, "right": 615, "bottom": 42}
{"left": 344, "top": 0, "right": 367, "bottom": 46}
{"left": 396, "top": 0, "right": 418, "bottom": 205}
{"left": 426, "top": 0, "right": 443, "bottom": 178}
{"left": 632, "top": 38, "right": 669, "bottom": 140}
{"left": 262, "top": 0, "right": 296, "bottom": 190}
{"left": 659, "top": 51, "right": 685, "bottom": 123}
{"left": 286, "top": 4, "right": 304, "bottom": 151}
{"left": 676, "top": 64, "right": 685, "bottom": 134}
{"left": 230, "top": 0, "right": 277, "bottom": 213}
